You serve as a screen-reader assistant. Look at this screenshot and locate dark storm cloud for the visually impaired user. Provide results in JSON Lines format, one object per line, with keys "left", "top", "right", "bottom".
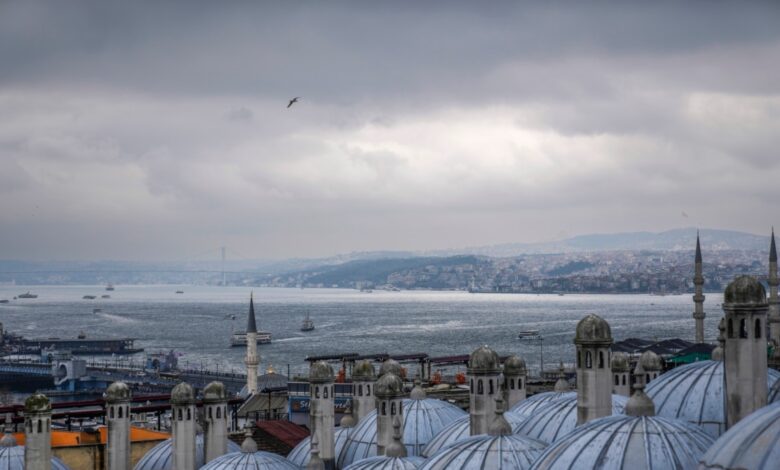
{"left": 0, "top": 1, "right": 779, "bottom": 260}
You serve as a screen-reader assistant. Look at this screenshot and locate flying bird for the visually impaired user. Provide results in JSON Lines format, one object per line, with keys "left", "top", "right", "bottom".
{"left": 287, "top": 97, "right": 300, "bottom": 108}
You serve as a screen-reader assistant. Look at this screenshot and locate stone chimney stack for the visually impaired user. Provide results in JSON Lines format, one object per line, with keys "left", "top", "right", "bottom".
{"left": 351, "top": 360, "right": 377, "bottom": 422}
{"left": 768, "top": 229, "right": 780, "bottom": 364}
{"left": 170, "top": 382, "right": 197, "bottom": 470}
{"left": 105, "top": 382, "right": 131, "bottom": 470}
{"left": 24, "top": 393, "right": 52, "bottom": 470}
{"left": 309, "top": 361, "right": 336, "bottom": 469}
{"left": 611, "top": 352, "right": 631, "bottom": 397}
{"left": 502, "top": 355, "right": 527, "bottom": 408}
{"left": 574, "top": 314, "right": 613, "bottom": 425}
{"left": 203, "top": 381, "right": 228, "bottom": 463}
{"left": 374, "top": 360, "right": 404, "bottom": 456}
{"left": 467, "top": 346, "right": 501, "bottom": 435}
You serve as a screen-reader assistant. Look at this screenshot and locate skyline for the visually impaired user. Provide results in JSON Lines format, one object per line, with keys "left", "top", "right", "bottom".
{"left": 2, "top": 2, "right": 780, "bottom": 260}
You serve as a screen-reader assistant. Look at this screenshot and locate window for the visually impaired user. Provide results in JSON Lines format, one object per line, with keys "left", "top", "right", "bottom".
{"left": 585, "top": 351, "right": 592, "bottom": 368}
{"left": 728, "top": 319, "right": 734, "bottom": 338}
{"left": 366, "top": 385, "right": 371, "bottom": 396}
{"left": 614, "top": 375, "right": 619, "bottom": 386}
{"left": 178, "top": 409, "right": 182, "bottom": 420}
{"left": 324, "top": 387, "right": 329, "bottom": 398}
{"left": 489, "top": 379, "right": 494, "bottom": 395}
{"left": 38, "top": 420, "right": 42, "bottom": 433}
{"left": 577, "top": 351, "right": 582, "bottom": 368}
{"left": 315, "top": 386, "right": 319, "bottom": 399}
{"left": 470, "top": 379, "right": 474, "bottom": 394}
{"left": 598, "top": 351, "right": 605, "bottom": 368}
{"left": 187, "top": 409, "right": 191, "bottom": 420}
{"left": 478, "top": 379, "right": 484, "bottom": 394}
{"left": 519, "top": 379, "right": 523, "bottom": 389}
{"left": 110, "top": 407, "right": 114, "bottom": 419}
{"left": 510, "top": 379, "right": 515, "bottom": 390}
{"left": 391, "top": 402, "right": 396, "bottom": 415}
{"left": 622, "top": 375, "right": 626, "bottom": 385}
{"left": 216, "top": 407, "right": 221, "bottom": 419}
{"left": 358, "top": 385, "right": 363, "bottom": 396}
{"left": 118, "top": 406, "right": 123, "bottom": 418}
{"left": 382, "top": 402, "right": 386, "bottom": 415}
{"left": 755, "top": 318, "right": 762, "bottom": 339}
{"left": 208, "top": 408, "right": 212, "bottom": 419}
{"left": 740, "top": 319, "right": 748, "bottom": 339}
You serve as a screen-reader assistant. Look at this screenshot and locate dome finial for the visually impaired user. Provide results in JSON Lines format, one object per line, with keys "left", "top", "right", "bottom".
{"left": 488, "top": 396, "right": 512, "bottom": 436}
{"left": 241, "top": 425, "right": 257, "bottom": 453}
{"left": 624, "top": 381, "right": 655, "bottom": 417}
{"left": 554, "top": 362, "right": 569, "bottom": 392}
{"left": 340, "top": 405, "right": 356, "bottom": 428}
{"left": 385, "top": 415, "right": 407, "bottom": 458}
{"left": 409, "top": 378, "right": 426, "bottom": 400}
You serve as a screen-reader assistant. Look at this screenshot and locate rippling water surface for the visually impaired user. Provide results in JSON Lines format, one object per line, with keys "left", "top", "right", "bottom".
{"left": 0, "top": 285, "right": 722, "bottom": 377}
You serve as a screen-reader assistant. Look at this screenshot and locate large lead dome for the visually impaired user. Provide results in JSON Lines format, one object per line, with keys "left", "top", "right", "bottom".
{"left": 421, "top": 433, "right": 547, "bottom": 470}
{"left": 287, "top": 427, "right": 352, "bottom": 467}
{"left": 133, "top": 435, "right": 240, "bottom": 470}
{"left": 421, "top": 410, "right": 528, "bottom": 458}
{"left": 510, "top": 392, "right": 576, "bottom": 418}
{"left": 645, "top": 360, "right": 780, "bottom": 438}
{"left": 0, "top": 440, "right": 70, "bottom": 470}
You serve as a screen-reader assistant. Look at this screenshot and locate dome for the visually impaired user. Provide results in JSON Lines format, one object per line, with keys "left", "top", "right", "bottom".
{"left": 199, "top": 450, "right": 299, "bottom": 470}
{"left": 698, "top": 401, "right": 780, "bottom": 470}
{"left": 203, "top": 381, "right": 227, "bottom": 402}
{"left": 133, "top": 434, "right": 240, "bottom": 470}
{"left": 530, "top": 414, "right": 715, "bottom": 470}
{"left": 287, "top": 427, "right": 352, "bottom": 467}
{"left": 421, "top": 433, "right": 547, "bottom": 470}
{"left": 170, "top": 382, "right": 194, "bottom": 404}
{"left": 638, "top": 350, "right": 662, "bottom": 371}
{"left": 513, "top": 394, "right": 628, "bottom": 443}
{"left": 24, "top": 393, "right": 51, "bottom": 413}
{"left": 574, "top": 314, "right": 612, "bottom": 344}
{"left": 645, "top": 360, "right": 780, "bottom": 438}
{"left": 344, "top": 456, "right": 425, "bottom": 470}
{"left": 421, "top": 411, "right": 528, "bottom": 457}
{"left": 503, "top": 355, "right": 527, "bottom": 376}
{"left": 375, "top": 373, "right": 404, "bottom": 398}
{"left": 105, "top": 381, "right": 131, "bottom": 402}
{"left": 338, "top": 398, "right": 466, "bottom": 468}
{"left": 468, "top": 346, "right": 500, "bottom": 374}
{"left": 510, "top": 392, "right": 576, "bottom": 418}
{"left": 379, "top": 359, "right": 403, "bottom": 378}
{"left": 770, "top": 380, "right": 780, "bottom": 403}
{"left": 310, "top": 361, "right": 334, "bottom": 383}
{"left": 0, "top": 442, "right": 70, "bottom": 470}
{"left": 238, "top": 372, "right": 289, "bottom": 398}
{"left": 610, "top": 352, "right": 629, "bottom": 372}
{"left": 724, "top": 275, "right": 767, "bottom": 305}
{"left": 353, "top": 361, "right": 377, "bottom": 381}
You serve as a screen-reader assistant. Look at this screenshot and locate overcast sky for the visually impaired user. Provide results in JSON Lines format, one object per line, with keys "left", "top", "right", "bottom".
{"left": 1, "top": 1, "right": 779, "bottom": 261}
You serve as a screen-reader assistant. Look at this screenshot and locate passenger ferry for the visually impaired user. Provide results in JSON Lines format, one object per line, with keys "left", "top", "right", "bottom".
{"left": 230, "top": 331, "right": 272, "bottom": 346}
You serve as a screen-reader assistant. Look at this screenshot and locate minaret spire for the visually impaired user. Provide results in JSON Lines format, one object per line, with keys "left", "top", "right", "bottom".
{"left": 693, "top": 232, "right": 706, "bottom": 343}
{"left": 247, "top": 291, "right": 257, "bottom": 333}
{"left": 245, "top": 293, "right": 259, "bottom": 394}
{"left": 768, "top": 228, "right": 780, "bottom": 366}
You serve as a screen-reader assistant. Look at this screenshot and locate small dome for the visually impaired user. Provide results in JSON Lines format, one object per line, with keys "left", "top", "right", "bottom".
{"left": 379, "top": 359, "right": 403, "bottom": 378}
{"left": 409, "top": 382, "right": 426, "bottom": 400}
{"left": 287, "top": 427, "right": 352, "bottom": 467}
{"left": 202, "top": 381, "right": 227, "bottom": 402}
{"left": 646, "top": 360, "right": 780, "bottom": 438}
{"left": 0, "top": 444, "right": 70, "bottom": 470}
{"left": 310, "top": 361, "right": 334, "bottom": 383}
{"left": 421, "top": 433, "right": 547, "bottom": 470}
{"left": 170, "top": 382, "right": 194, "bottom": 405}
{"left": 724, "top": 275, "right": 767, "bottom": 305}
{"left": 624, "top": 388, "right": 655, "bottom": 417}
{"left": 338, "top": 398, "right": 466, "bottom": 468}
{"left": 574, "top": 314, "right": 612, "bottom": 344}
{"left": 199, "top": 450, "right": 299, "bottom": 470}
{"left": 513, "top": 394, "right": 628, "bottom": 443}
{"left": 353, "top": 361, "right": 377, "bottom": 381}
{"left": 375, "top": 373, "right": 404, "bottom": 399}
{"left": 503, "top": 355, "right": 527, "bottom": 376}
{"left": 24, "top": 393, "right": 51, "bottom": 413}
{"left": 639, "top": 350, "right": 662, "bottom": 371}
{"left": 698, "top": 401, "right": 780, "bottom": 470}
{"left": 421, "top": 411, "right": 528, "bottom": 457}
{"left": 509, "top": 391, "right": 576, "bottom": 418}
{"left": 610, "top": 352, "right": 629, "bottom": 372}
{"left": 106, "top": 381, "right": 131, "bottom": 403}
{"left": 133, "top": 434, "right": 240, "bottom": 470}
{"left": 467, "top": 346, "right": 500, "bottom": 374}
{"left": 531, "top": 415, "right": 715, "bottom": 470}
{"left": 344, "top": 456, "right": 425, "bottom": 470}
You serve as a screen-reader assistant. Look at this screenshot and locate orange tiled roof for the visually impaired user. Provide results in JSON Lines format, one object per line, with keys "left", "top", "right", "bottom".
{"left": 12, "top": 426, "right": 169, "bottom": 448}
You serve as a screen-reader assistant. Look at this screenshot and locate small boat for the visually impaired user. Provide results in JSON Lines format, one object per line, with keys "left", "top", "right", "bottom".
{"left": 175, "top": 290, "right": 184, "bottom": 294}
{"left": 101, "top": 294, "right": 110, "bottom": 299}
{"left": 83, "top": 295, "right": 96, "bottom": 300}
{"left": 230, "top": 331, "right": 272, "bottom": 346}
{"left": 18, "top": 292, "right": 37, "bottom": 299}
{"left": 93, "top": 308, "right": 102, "bottom": 314}
{"left": 0, "top": 299, "right": 9, "bottom": 304}
{"left": 360, "top": 287, "right": 373, "bottom": 293}
{"left": 518, "top": 330, "right": 540, "bottom": 339}
{"left": 77, "top": 331, "right": 87, "bottom": 339}
{"left": 301, "top": 313, "right": 315, "bottom": 332}
{"left": 105, "top": 284, "right": 115, "bottom": 291}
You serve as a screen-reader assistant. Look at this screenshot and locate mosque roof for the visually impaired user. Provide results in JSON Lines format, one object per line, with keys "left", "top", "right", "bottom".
{"left": 698, "top": 401, "right": 780, "bottom": 470}
{"left": 421, "top": 410, "right": 528, "bottom": 458}
{"left": 509, "top": 392, "right": 577, "bottom": 418}
{"left": 133, "top": 434, "right": 240, "bottom": 470}
{"left": 723, "top": 275, "right": 767, "bottom": 306}
{"left": 530, "top": 414, "right": 715, "bottom": 470}
{"left": 0, "top": 444, "right": 70, "bottom": 470}
{"left": 574, "top": 314, "right": 612, "bottom": 344}
{"left": 343, "top": 456, "right": 425, "bottom": 470}
{"left": 287, "top": 426, "right": 352, "bottom": 467}
{"left": 421, "top": 433, "right": 547, "bottom": 470}
{"left": 513, "top": 394, "right": 628, "bottom": 444}
{"left": 468, "top": 346, "right": 500, "bottom": 374}
{"left": 770, "top": 380, "right": 780, "bottom": 403}
{"left": 645, "top": 360, "right": 780, "bottom": 438}
{"left": 338, "top": 398, "right": 466, "bottom": 468}
{"left": 503, "top": 355, "right": 527, "bottom": 376}
{"left": 199, "top": 450, "right": 299, "bottom": 470}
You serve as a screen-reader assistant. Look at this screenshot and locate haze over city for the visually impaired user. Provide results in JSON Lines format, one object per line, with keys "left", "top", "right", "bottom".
{"left": 1, "top": 1, "right": 779, "bottom": 261}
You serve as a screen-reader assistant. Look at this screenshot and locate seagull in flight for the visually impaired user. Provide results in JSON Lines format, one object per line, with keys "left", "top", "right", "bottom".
{"left": 287, "top": 97, "right": 300, "bottom": 108}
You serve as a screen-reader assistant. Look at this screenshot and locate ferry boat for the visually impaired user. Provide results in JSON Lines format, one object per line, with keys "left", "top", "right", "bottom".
{"left": 18, "top": 292, "right": 37, "bottom": 299}
{"left": 83, "top": 295, "right": 96, "bottom": 300}
{"left": 230, "top": 331, "right": 272, "bottom": 346}
{"left": 101, "top": 294, "right": 110, "bottom": 299}
{"left": 105, "top": 284, "right": 115, "bottom": 291}
{"left": 301, "top": 313, "right": 315, "bottom": 332}
{"left": 517, "top": 330, "right": 540, "bottom": 339}
{"left": 0, "top": 299, "right": 9, "bottom": 304}
{"left": 175, "top": 290, "right": 184, "bottom": 294}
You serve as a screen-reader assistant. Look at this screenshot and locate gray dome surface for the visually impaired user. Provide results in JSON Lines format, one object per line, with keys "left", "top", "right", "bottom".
{"left": 645, "top": 360, "right": 780, "bottom": 438}
{"left": 468, "top": 346, "right": 500, "bottom": 373}
{"left": 133, "top": 434, "right": 240, "bottom": 470}
{"left": 770, "top": 380, "right": 780, "bottom": 403}
{"left": 106, "top": 381, "right": 131, "bottom": 402}
{"left": 343, "top": 456, "right": 425, "bottom": 470}
{"left": 170, "top": 382, "right": 194, "bottom": 404}
{"left": 724, "top": 275, "right": 767, "bottom": 305}
{"left": 698, "top": 401, "right": 780, "bottom": 470}
{"left": 310, "top": 361, "right": 335, "bottom": 382}
{"left": 287, "top": 426, "right": 352, "bottom": 467}
{"left": 610, "top": 352, "right": 629, "bottom": 372}
{"left": 638, "top": 351, "right": 662, "bottom": 371}
{"left": 530, "top": 415, "right": 714, "bottom": 470}
{"left": 353, "top": 360, "right": 377, "bottom": 381}
{"left": 421, "top": 410, "right": 528, "bottom": 458}
{"left": 379, "top": 359, "right": 403, "bottom": 378}
{"left": 338, "top": 398, "right": 466, "bottom": 468}
{"left": 514, "top": 394, "right": 628, "bottom": 444}
{"left": 575, "top": 314, "right": 612, "bottom": 344}
{"left": 199, "top": 450, "right": 299, "bottom": 470}
{"left": 421, "top": 433, "right": 547, "bottom": 470}
{"left": 0, "top": 445, "right": 70, "bottom": 470}
{"left": 503, "top": 355, "right": 527, "bottom": 376}
{"left": 509, "top": 392, "right": 576, "bottom": 418}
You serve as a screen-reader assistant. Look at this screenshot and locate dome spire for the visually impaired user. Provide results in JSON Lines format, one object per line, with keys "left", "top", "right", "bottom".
{"left": 385, "top": 416, "right": 407, "bottom": 458}
{"left": 409, "top": 378, "right": 426, "bottom": 400}
{"left": 339, "top": 405, "right": 355, "bottom": 428}
{"left": 693, "top": 232, "right": 706, "bottom": 343}
{"left": 247, "top": 291, "right": 257, "bottom": 333}
{"left": 771, "top": 227, "right": 777, "bottom": 263}
{"left": 488, "top": 397, "right": 512, "bottom": 437}
{"left": 624, "top": 381, "right": 655, "bottom": 417}
{"left": 240, "top": 426, "right": 258, "bottom": 453}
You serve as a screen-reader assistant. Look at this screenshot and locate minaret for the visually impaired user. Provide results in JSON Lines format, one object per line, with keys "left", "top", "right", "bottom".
{"left": 502, "top": 355, "right": 527, "bottom": 408}
{"left": 723, "top": 275, "right": 768, "bottom": 428}
{"left": 467, "top": 346, "right": 501, "bottom": 436}
{"left": 309, "top": 361, "right": 335, "bottom": 470}
{"left": 374, "top": 369, "right": 404, "bottom": 456}
{"left": 639, "top": 350, "right": 662, "bottom": 384}
{"left": 611, "top": 352, "right": 631, "bottom": 397}
{"left": 105, "top": 382, "right": 131, "bottom": 470}
{"left": 203, "top": 381, "right": 228, "bottom": 464}
{"left": 693, "top": 232, "right": 706, "bottom": 343}
{"left": 574, "top": 314, "right": 613, "bottom": 425}
{"left": 768, "top": 229, "right": 780, "bottom": 356}
{"left": 170, "top": 382, "right": 197, "bottom": 470}
{"left": 351, "top": 360, "right": 377, "bottom": 422}
{"left": 23, "top": 393, "right": 52, "bottom": 470}
{"left": 245, "top": 293, "right": 259, "bottom": 395}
